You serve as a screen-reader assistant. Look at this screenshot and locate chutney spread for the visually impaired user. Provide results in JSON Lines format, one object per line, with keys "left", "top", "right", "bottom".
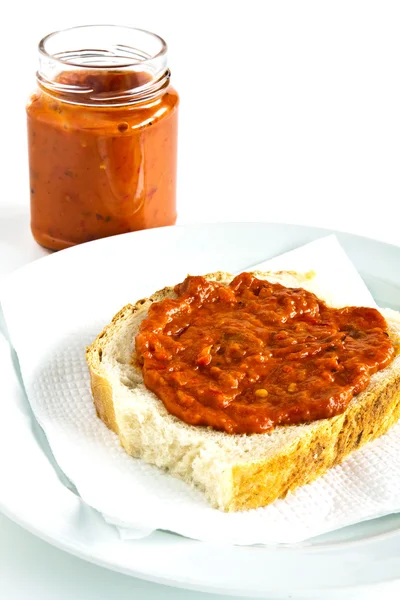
{"left": 135, "top": 273, "right": 395, "bottom": 434}
{"left": 27, "top": 69, "right": 179, "bottom": 250}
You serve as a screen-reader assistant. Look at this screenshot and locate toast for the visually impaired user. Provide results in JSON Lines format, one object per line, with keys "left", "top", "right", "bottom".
{"left": 86, "top": 271, "right": 400, "bottom": 511}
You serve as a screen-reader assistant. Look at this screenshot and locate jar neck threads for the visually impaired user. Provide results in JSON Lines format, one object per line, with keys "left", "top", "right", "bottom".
{"left": 37, "top": 25, "right": 170, "bottom": 106}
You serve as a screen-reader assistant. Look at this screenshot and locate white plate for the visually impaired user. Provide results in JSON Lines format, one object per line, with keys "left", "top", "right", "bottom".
{"left": 1, "top": 222, "right": 400, "bottom": 599}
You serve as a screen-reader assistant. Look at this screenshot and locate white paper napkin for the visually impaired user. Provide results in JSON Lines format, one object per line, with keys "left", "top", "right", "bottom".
{"left": 1, "top": 234, "right": 400, "bottom": 545}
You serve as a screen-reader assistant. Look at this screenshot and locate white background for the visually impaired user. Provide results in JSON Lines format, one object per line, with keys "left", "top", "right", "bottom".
{"left": 1, "top": 1, "right": 400, "bottom": 598}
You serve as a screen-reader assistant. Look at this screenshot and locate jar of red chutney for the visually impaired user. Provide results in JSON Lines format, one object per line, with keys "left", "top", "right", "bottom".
{"left": 26, "top": 25, "right": 179, "bottom": 250}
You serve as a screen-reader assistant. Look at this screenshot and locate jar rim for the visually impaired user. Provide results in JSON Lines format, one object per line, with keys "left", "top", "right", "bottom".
{"left": 36, "top": 24, "right": 171, "bottom": 106}
{"left": 38, "top": 24, "right": 168, "bottom": 70}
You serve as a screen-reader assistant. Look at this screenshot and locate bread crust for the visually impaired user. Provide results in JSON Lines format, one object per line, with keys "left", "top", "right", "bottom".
{"left": 230, "top": 377, "right": 400, "bottom": 510}
{"left": 86, "top": 271, "right": 400, "bottom": 512}
{"left": 86, "top": 305, "right": 134, "bottom": 435}
{"left": 86, "top": 290, "right": 175, "bottom": 432}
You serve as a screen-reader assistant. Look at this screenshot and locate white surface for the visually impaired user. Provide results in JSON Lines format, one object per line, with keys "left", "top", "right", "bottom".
{"left": 3, "top": 0, "right": 400, "bottom": 246}
{"left": 4, "top": 233, "right": 400, "bottom": 548}
{"left": 0, "top": 513, "right": 221, "bottom": 600}
{"left": 1, "top": 0, "right": 400, "bottom": 597}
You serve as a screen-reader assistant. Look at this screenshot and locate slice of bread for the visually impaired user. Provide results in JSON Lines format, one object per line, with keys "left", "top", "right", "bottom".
{"left": 86, "top": 271, "right": 400, "bottom": 511}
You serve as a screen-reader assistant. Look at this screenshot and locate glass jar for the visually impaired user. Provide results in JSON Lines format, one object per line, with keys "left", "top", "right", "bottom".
{"left": 26, "top": 25, "right": 179, "bottom": 250}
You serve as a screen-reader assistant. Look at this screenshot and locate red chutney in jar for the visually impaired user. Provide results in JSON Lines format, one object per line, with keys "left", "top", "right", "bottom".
{"left": 26, "top": 27, "right": 178, "bottom": 250}
{"left": 135, "top": 273, "right": 395, "bottom": 434}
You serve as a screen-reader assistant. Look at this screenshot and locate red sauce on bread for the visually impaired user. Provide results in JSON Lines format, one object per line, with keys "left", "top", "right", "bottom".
{"left": 135, "top": 273, "right": 395, "bottom": 434}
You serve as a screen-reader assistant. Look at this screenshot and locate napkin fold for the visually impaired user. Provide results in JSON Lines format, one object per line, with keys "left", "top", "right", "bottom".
{"left": 1, "top": 234, "right": 399, "bottom": 545}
